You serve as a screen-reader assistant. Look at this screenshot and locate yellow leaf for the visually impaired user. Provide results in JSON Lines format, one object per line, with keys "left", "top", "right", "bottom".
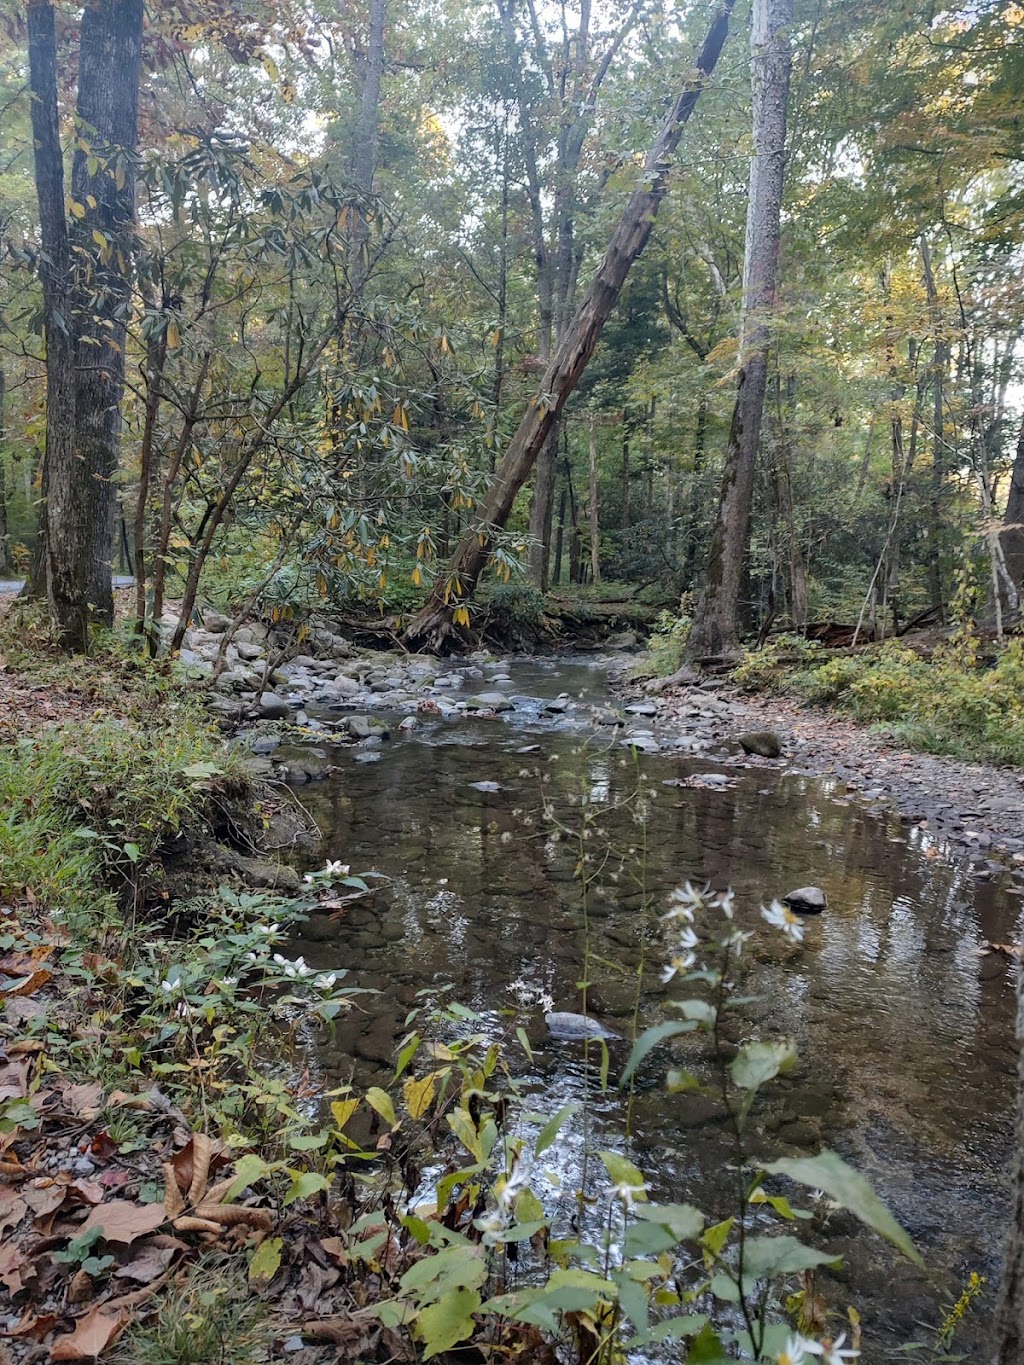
{"left": 166, "top": 319, "right": 181, "bottom": 349}
{"left": 92, "top": 229, "right": 108, "bottom": 250}
{"left": 330, "top": 1098, "right": 359, "bottom": 1131}
{"left": 365, "top": 1087, "right": 396, "bottom": 1126}
{"left": 249, "top": 1236, "right": 282, "bottom": 1284}
{"left": 403, "top": 1073, "right": 437, "bottom": 1120}
{"left": 410, "top": 565, "right": 423, "bottom": 587}
{"left": 453, "top": 606, "right": 470, "bottom": 628}
{"left": 69, "top": 200, "right": 86, "bottom": 219}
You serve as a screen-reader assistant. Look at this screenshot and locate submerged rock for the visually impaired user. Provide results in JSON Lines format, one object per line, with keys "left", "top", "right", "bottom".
{"left": 738, "top": 730, "right": 783, "bottom": 759}
{"left": 782, "top": 885, "right": 827, "bottom": 915}
{"left": 545, "top": 1011, "right": 620, "bottom": 1042}
{"left": 465, "top": 692, "right": 514, "bottom": 712}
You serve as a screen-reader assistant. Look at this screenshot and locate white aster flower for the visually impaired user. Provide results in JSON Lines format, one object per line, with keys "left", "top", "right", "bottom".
{"left": 777, "top": 1335, "right": 823, "bottom": 1365}
{"left": 820, "top": 1334, "right": 858, "bottom": 1364}
{"left": 718, "top": 888, "right": 736, "bottom": 920}
{"left": 762, "top": 899, "right": 806, "bottom": 944}
{"left": 475, "top": 1208, "right": 510, "bottom": 1247}
{"left": 313, "top": 972, "right": 338, "bottom": 991}
{"left": 664, "top": 881, "right": 704, "bottom": 922}
{"left": 160, "top": 974, "right": 181, "bottom": 994}
{"left": 612, "top": 1178, "right": 649, "bottom": 1210}
{"left": 254, "top": 922, "right": 281, "bottom": 935}
{"left": 324, "top": 859, "right": 350, "bottom": 876}
{"left": 721, "top": 927, "right": 753, "bottom": 955}
{"left": 273, "top": 953, "right": 312, "bottom": 979}
{"left": 216, "top": 976, "right": 238, "bottom": 989}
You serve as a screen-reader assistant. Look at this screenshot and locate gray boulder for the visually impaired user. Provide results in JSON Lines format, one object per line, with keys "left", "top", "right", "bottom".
{"left": 738, "top": 730, "right": 783, "bottom": 759}
{"left": 465, "top": 692, "right": 514, "bottom": 712}
{"left": 782, "top": 885, "right": 827, "bottom": 915}
{"left": 258, "top": 692, "right": 290, "bottom": 720}
{"left": 545, "top": 1012, "right": 620, "bottom": 1042}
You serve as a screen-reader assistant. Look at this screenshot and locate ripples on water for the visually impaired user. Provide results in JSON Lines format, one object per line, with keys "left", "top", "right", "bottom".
{"left": 285, "top": 657, "right": 1021, "bottom": 1355}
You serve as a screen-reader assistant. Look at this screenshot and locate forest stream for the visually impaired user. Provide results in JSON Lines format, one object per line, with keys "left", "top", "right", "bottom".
{"left": 277, "top": 655, "right": 1018, "bottom": 1357}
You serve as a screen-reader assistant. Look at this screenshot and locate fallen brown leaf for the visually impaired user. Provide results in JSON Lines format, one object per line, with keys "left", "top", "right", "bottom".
{"left": 0, "top": 968, "right": 52, "bottom": 998}
{"left": 49, "top": 1304, "right": 126, "bottom": 1361}
{"left": 0, "top": 1188, "right": 27, "bottom": 1235}
{"left": 3, "top": 1311, "right": 57, "bottom": 1342}
{"left": 113, "top": 1236, "right": 185, "bottom": 1284}
{"left": 0, "top": 1243, "right": 35, "bottom": 1296}
{"left": 60, "top": 1082, "right": 104, "bottom": 1119}
{"left": 80, "top": 1199, "right": 166, "bottom": 1245}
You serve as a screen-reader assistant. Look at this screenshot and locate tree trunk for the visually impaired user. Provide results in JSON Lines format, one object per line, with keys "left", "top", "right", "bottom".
{"left": 588, "top": 412, "right": 601, "bottom": 584}
{"left": 0, "top": 367, "right": 9, "bottom": 576}
{"left": 995, "top": 964, "right": 1024, "bottom": 1364}
{"left": 527, "top": 422, "right": 559, "bottom": 589}
{"left": 685, "top": 0, "right": 792, "bottom": 663}
{"left": 1002, "top": 411, "right": 1024, "bottom": 608}
{"left": 71, "top": 0, "right": 144, "bottom": 627}
{"left": 27, "top": 0, "right": 85, "bottom": 649}
{"left": 403, "top": 0, "right": 736, "bottom": 650}
{"left": 553, "top": 477, "right": 567, "bottom": 587}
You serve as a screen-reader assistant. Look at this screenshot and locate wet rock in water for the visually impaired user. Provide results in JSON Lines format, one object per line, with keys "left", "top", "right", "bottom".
{"left": 331, "top": 674, "right": 362, "bottom": 697}
{"left": 593, "top": 708, "right": 624, "bottom": 727}
{"left": 345, "top": 714, "right": 390, "bottom": 740}
{"left": 545, "top": 1011, "right": 619, "bottom": 1041}
{"left": 545, "top": 696, "right": 571, "bottom": 713}
{"left": 250, "top": 734, "right": 280, "bottom": 755}
{"left": 399, "top": 715, "right": 418, "bottom": 731}
{"left": 469, "top": 780, "right": 502, "bottom": 793}
{"left": 782, "top": 885, "right": 827, "bottom": 914}
{"left": 621, "top": 734, "right": 660, "bottom": 753}
{"left": 738, "top": 730, "right": 783, "bottom": 759}
{"left": 258, "top": 691, "right": 290, "bottom": 719}
{"left": 465, "top": 692, "right": 514, "bottom": 712}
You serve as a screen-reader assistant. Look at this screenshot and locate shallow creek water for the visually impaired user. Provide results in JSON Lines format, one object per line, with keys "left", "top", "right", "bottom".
{"left": 283, "top": 656, "right": 1019, "bottom": 1356}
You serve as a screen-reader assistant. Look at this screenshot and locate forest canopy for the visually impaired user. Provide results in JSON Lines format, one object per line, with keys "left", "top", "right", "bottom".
{"left": 0, "top": 0, "right": 1020, "bottom": 654}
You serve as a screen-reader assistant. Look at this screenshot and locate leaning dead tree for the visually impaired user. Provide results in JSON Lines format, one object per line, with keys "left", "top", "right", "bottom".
{"left": 403, "top": 0, "right": 736, "bottom": 651}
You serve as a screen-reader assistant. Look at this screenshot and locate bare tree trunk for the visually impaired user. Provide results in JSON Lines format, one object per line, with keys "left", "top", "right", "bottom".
{"left": 920, "top": 239, "right": 946, "bottom": 618}
{"left": 71, "top": 0, "right": 143, "bottom": 628}
{"left": 685, "top": 0, "right": 792, "bottom": 663}
{"left": 0, "top": 367, "right": 9, "bottom": 576}
{"left": 995, "top": 963, "right": 1024, "bottom": 1365}
{"left": 27, "top": 0, "right": 86, "bottom": 649}
{"left": 403, "top": 0, "right": 736, "bottom": 650}
{"left": 588, "top": 411, "right": 601, "bottom": 584}
{"left": 1002, "top": 411, "right": 1024, "bottom": 609}
{"left": 553, "top": 477, "right": 567, "bottom": 587}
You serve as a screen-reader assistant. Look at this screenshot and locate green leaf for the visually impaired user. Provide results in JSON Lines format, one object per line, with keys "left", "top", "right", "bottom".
{"left": 224, "top": 1153, "right": 270, "bottom": 1203}
{"left": 516, "top": 1026, "right": 533, "bottom": 1060}
{"left": 123, "top": 842, "right": 141, "bottom": 863}
{"left": 685, "top": 1323, "right": 732, "bottom": 1362}
{"left": 416, "top": 1285, "right": 480, "bottom": 1358}
{"left": 633, "top": 1202, "right": 704, "bottom": 1241}
{"left": 701, "top": 1217, "right": 734, "bottom": 1257}
{"left": 400, "top": 1246, "right": 487, "bottom": 1305}
{"left": 284, "top": 1171, "right": 331, "bottom": 1205}
{"left": 249, "top": 1236, "right": 282, "bottom": 1284}
{"left": 535, "top": 1102, "right": 578, "bottom": 1158}
{"left": 740, "top": 1234, "right": 839, "bottom": 1280}
{"left": 730, "top": 1039, "right": 796, "bottom": 1092}
{"left": 394, "top": 1033, "right": 421, "bottom": 1080}
{"left": 709, "top": 1272, "right": 741, "bottom": 1302}
{"left": 762, "top": 1149, "right": 924, "bottom": 1267}
{"left": 181, "top": 760, "right": 223, "bottom": 779}
{"left": 599, "top": 1150, "right": 648, "bottom": 1200}
{"left": 619, "top": 1020, "right": 697, "bottom": 1086}
{"left": 612, "top": 1269, "right": 649, "bottom": 1332}
{"left": 624, "top": 1220, "right": 678, "bottom": 1257}
{"left": 365, "top": 1086, "right": 396, "bottom": 1126}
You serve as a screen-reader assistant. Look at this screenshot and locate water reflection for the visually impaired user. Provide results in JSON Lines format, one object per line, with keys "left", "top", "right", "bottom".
{"left": 287, "top": 657, "right": 1018, "bottom": 1354}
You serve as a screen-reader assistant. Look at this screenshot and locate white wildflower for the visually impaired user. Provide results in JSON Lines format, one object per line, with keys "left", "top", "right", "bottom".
{"left": 721, "top": 927, "right": 753, "bottom": 955}
{"left": 762, "top": 899, "right": 806, "bottom": 944}
{"left": 820, "top": 1334, "right": 858, "bottom": 1365}
{"left": 254, "top": 922, "right": 281, "bottom": 935}
{"left": 324, "top": 859, "right": 350, "bottom": 876}
{"left": 717, "top": 888, "right": 736, "bottom": 920}
{"left": 475, "top": 1209, "right": 510, "bottom": 1247}
{"left": 776, "top": 1335, "right": 823, "bottom": 1365}
{"left": 612, "top": 1178, "right": 649, "bottom": 1210}
{"left": 216, "top": 976, "right": 238, "bottom": 990}
{"left": 664, "top": 881, "right": 704, "bottom": 922}
{"left": 313, "top": 972, "right": 338, "bottom": 991}
{"left": 273, "top": 953, "right": 313, "bottom": 979}
{"left": 160, "top": 975, "right": 181, "bottom": 994}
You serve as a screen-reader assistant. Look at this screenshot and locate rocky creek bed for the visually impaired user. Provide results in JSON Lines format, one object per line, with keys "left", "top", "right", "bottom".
{"left": 172, "top": 634, "right": 1020, "bottom": 1359}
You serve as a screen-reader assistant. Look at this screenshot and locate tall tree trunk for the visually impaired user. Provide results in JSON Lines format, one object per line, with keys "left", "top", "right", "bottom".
{"left": 685, "top": 0, "right": 792, "bottom": 663}
{"left": 403, "top": 0, "right": 736, "bottom": 650}
{"left": 920, "top": 239, "right": 946, "bottom": 618}
{"left": 0, "top": 367, "right": 9, "bottom": 576}
{"left": 588, "top": 412, "right": 601, "bottom": 584}
{"left": 27, "top": 0, "right": 85, "bottom": 649}
{"left": 71, "top": 0, "right": 144, "bottom": 627}
{"left": 622, "top": 423, "right": 631, "bottom": 531}
{"left": 553, "top": 477, "right": 567, "bottom": 587}
{"left": 1002, "top": 411, "right": 1024, "bottom": 608}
